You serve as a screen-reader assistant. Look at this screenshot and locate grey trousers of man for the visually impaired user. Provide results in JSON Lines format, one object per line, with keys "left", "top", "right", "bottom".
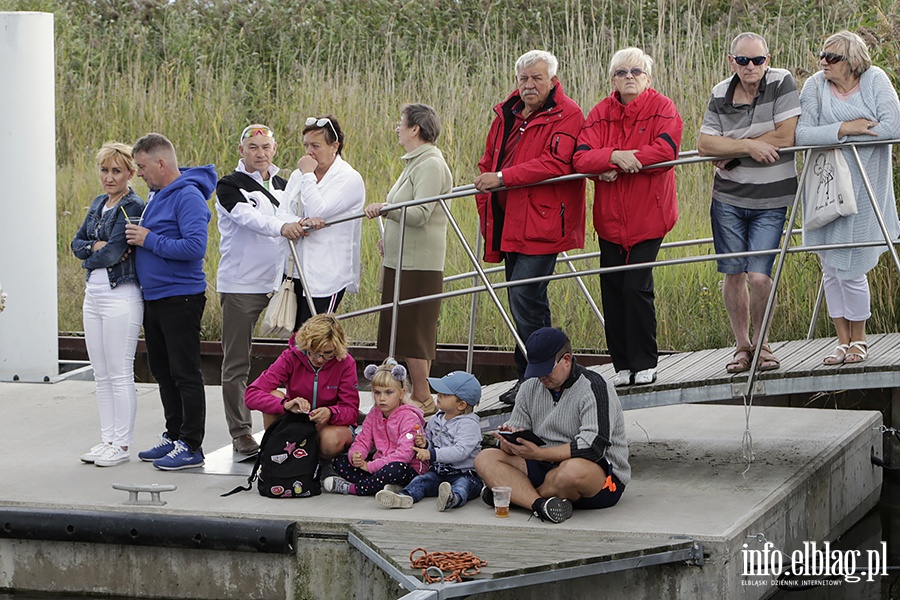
{"left": 220, "top": 292, "right": 270, "bottom": 439}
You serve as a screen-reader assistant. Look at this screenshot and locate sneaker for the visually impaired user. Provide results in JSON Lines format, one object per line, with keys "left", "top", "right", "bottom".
{"left": 232, "top": 434, "right": 259, "bottom": 455}
{"left": 138, "top": 433, "right": 175, "bottom": 462}
{"left": 382, "top": 484, "right": 404, "bottom": 493}
{"left": 499, "top": 381, "right": 521, "bottom": 405}
{"left": 80, "top": 442, "right": 111, "bottom": 464}
{"left": 95, "top": 445, "right": 130, "bottom": 467}
{"left": 376, "top": 489, "right": 413, "bottom": 509}
{"left": 436, "top": 481, "right": 456, "bottom": 512}
{"left": 319, "top": 459, "right": 337, "bottom": 480}
{"left": 634, "top": 368, "right": 657, "bottom": 385}
{"left": 612, "top": 370, "right": 633, "bottom": 387}
{"left": 323, "top": 476, "right": 352, "bottom": 495}
{"left": 152, "top": 440, "right": 205, "bottom": 471}
{"left": 532, "top": 496, "right": 573, "bottom": 523}
{"left": 480, "top": 485, "right": 494, "bottom": 508}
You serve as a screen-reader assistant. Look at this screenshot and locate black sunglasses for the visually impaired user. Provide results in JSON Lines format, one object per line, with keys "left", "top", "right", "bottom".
{"left": 731, "top": 55, "right": 767, "bottom": 66}
{"left": 819, "top": 51, "right": 845, "bottom": 65}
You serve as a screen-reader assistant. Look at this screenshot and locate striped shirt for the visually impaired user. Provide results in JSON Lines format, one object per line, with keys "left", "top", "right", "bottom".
{"left": 700, "top": 68, "right": 801, "bottom": 209}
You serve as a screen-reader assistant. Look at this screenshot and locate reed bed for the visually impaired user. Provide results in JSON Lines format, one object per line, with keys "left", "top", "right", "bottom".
{"left": 8, "top": 0, "right": 898, "bottom": 352}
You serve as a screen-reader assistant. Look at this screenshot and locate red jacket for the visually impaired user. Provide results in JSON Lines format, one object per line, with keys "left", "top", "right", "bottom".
{"left": 244, "top": 334, "right": 360, "bottom": 426}
{"left": 573, "top": 88, "right": 683, "bottom": 251}
{"left": 476, "top": 82, "right": 586, "bottom": 262}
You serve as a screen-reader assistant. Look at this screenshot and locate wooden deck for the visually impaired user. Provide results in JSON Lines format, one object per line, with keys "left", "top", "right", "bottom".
{"left": 478, "top": 332, "right": 900, "bottom": 415}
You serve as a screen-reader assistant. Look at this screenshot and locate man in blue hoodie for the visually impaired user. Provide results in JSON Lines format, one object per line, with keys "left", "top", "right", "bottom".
{"left": 125, "top": 133, "right": 216, "bottom": 470}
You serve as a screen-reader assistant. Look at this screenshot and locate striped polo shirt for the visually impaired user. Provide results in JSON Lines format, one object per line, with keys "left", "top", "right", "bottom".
{"left": 700, "top": 68, "right": 801, "bottom": 209}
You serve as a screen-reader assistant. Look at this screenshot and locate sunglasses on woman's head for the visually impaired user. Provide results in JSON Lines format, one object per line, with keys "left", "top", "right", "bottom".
{"left": 731, "top": 55, "right": 767, "bottom": 66}
{"left": 819, "top": 51, "right": 845, "bottom": 64}
{"left": 305, "top": 117, "right": 339, "bottom": 141}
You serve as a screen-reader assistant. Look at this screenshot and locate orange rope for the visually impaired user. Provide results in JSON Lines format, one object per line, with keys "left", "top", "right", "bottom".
{"left": 409, "top": 547, "right": 488, "bottom": 583}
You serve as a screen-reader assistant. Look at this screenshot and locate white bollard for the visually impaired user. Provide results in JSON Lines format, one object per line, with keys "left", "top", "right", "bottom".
{"left": 0, "top": 12, "right": 58, "bottom": 382}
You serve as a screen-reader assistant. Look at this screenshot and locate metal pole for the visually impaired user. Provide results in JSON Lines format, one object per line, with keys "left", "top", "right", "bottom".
{"left": 807, "top": 277, "right": 825, "bottom": 340}
{"left": 850, "top": 145, "right": 900, "bottom": 276}
{"left": 287, "top": 238, "right": 317, "bottom": 318}
{"left": 466, "top": 222, "right": 482, "bottom": 373}
{"left": 560, "top": 250, "right": 604, "bottom": 327}
{"left": 388, "top": 207, "right": 408, "bottom": 359}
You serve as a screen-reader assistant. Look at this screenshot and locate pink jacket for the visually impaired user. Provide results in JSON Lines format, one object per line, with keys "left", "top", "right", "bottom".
{"left": 348, "top": 403, "right": 428, "bottom": 474}
{"left": 244, "top": 334, "right": 360, "bottom": 427}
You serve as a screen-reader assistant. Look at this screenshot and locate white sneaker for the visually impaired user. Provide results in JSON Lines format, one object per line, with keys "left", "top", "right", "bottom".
{"left": 322, "top": 476, "right": 352, "bottom": 495}
{"left": 612, "top": 370, "right": 632, "bottom": 387}
{"left": 382, "top": 484, "right": 404, "bottom": 493}
{"left": 80, "top": 442, "right": 111, "bottom": 464}
{"left": 95, "top": 445, "right": 130, "bottom": 467}
{"left": 375, "top": 489, "right": 413, "bottom": 509}
{"left": 634, "top": 368, "right": 657, "bottom": 385}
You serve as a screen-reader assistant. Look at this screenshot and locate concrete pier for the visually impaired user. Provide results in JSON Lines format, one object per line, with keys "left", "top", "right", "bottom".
{"left": 0, "top": 380, "right": 884, "bottom": 599}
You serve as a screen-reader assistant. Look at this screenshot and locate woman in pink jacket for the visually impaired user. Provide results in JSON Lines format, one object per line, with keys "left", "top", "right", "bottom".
{"left": 574, "top": 47, "right": 683, "bottom": 389}
{"left": 245, "top": 314, "right": 360, "bottom": 458}
{"left": 322, "top": 360, "right": 428, "bottom": 496}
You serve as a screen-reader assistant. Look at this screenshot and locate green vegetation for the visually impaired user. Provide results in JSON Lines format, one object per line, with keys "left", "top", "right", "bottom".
{"left": 6, "top": 0, "right": 900, "bottom": 351}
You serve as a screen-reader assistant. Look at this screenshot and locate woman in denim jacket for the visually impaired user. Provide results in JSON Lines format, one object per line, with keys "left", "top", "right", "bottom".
{"left": 70, "top": 142, "right": 145, "bottom": 468}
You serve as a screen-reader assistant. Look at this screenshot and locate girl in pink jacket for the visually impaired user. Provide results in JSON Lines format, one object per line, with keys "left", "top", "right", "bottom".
{"left": 323, "top": 360, "right": 427, "bottom": 495}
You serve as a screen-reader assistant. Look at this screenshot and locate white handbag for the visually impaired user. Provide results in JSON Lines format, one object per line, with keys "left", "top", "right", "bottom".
{"left": 261, "top": 256, "right": 297, "bottom": 338}
{"left": 802, "top": 147, "right": 857, "bottom": 231}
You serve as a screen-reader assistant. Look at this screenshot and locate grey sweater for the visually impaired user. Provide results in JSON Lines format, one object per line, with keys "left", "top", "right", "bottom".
{"left": 426, "top": 411, "right": 482, "bottom": 472}
{"left": 508, "top": 361, "right": 631, "bottom": 486}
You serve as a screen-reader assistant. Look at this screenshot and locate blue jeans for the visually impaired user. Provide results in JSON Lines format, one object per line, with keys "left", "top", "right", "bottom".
{"left": 505, "top": 252, "right": 557, "bottom": 378}
{"left": 402, "top": 469, "right": 483, "bottom": 507}
{"left": 710, "top": 199, "right": 786, "bottom": 276}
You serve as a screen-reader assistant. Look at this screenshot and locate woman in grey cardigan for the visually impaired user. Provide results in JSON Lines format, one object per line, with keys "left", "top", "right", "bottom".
{"left": 796, "top": 30, "right": 900, "bottom": 365}
{"left": 364, "top": 104, "right": 453, "bottom": 415}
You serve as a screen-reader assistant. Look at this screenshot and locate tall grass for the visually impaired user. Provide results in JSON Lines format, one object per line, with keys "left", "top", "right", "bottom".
{"left": 7, "top": 0, "right": 899, "bottom": 351}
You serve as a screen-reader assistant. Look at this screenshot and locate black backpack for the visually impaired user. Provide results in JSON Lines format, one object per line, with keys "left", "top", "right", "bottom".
{"left": 223, "top": 411, "right": 321, "bottom": 498}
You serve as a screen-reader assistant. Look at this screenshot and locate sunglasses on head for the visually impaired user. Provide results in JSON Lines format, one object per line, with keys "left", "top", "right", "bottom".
{"left": 614, "top": 67, "right": 646, "bottom": 78}
{"left": 731, "top": 55, "right": 767, "bottom": 66}
{"left": 241, "top": 126, "right": 274, "bottom": 141}
{"left": 819, "top": 51, "right": 845, "bottom": 65}
{"left": 305, "top": 117, "right": 339, "bottom": 142}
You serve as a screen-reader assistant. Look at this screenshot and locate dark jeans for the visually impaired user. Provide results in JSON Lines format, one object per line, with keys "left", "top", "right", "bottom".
{"left": 599, "top": 237, "right": 662, "bottom": 373}
{"left": 505, "top": 252, "right": 558, "bottom": 378}
{"left": 143, "top": 293, "right": 206, "bottom": 452}
{"left": 402, "top": 469, "right": 483, "bottom": 507}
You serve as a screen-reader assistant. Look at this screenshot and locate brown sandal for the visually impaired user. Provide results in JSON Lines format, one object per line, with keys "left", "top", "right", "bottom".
{"left": 726, "top": 346, "right": 753, "bottom": 373}
{"left": 757, "top": 343, "right": 781, "bottom": 371}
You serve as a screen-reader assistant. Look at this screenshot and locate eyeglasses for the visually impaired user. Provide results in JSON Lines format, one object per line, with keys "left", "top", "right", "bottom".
{"left": 614, "top": 67, "right": 646, "bottom": 78}
{"left": 819, "top": 51, "right": 845, "bottom": 65}
{"left": 240, "top": 126, "right": 274, "bottom": 141}
{"left": 307, "top": 348, "right": 336, "bottom": 361}
{"left": 730, "top": 55, "right": 767, "bottom": 66}
{"left": 305, "top": 117, "right": 339, "bottom": 142}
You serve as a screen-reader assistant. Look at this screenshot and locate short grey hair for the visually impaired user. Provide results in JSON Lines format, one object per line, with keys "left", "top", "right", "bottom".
{"left": 133, "top": 133, "right": 176, "bottom": 159}
{"left": 824, "top": 30, "right": 872, "bottom": 78}
{"left": 730, "top": 32, "right": 769, "bottom": 54}
{"left": 402, "top": 103, "right": 441, "bottom": 144}
{"left": 515, "top": 50, "right": 558, "bottom": 79}
{"left": 608, "top": 47, "right": 654, "bottom": 78}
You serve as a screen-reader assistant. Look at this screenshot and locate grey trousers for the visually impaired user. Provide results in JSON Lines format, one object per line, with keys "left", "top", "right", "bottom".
{"left": 220, "top": 292, "right": 270, "bottom": 438}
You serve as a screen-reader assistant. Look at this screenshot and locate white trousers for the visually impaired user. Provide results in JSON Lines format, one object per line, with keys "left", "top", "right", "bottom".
{"left": 822, "top": 263, "right": 871, "bottom": 322}
{"left": 83, "top": 282, "right": 143, "bottom": 447}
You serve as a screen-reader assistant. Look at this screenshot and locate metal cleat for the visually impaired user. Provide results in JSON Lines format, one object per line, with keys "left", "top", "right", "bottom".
{"left": 112, "top": 483, "right": 177, "bottom": 506}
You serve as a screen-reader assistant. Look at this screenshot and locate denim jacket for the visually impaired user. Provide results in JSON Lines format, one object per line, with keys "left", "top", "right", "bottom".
{"left": 71, "top": 189, "right": 145, "bottom": 288}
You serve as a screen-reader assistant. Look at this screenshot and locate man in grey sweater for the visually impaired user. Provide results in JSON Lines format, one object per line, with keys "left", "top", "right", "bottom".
{"left": 475, "top": 327, "right": 631, "bottom": 523}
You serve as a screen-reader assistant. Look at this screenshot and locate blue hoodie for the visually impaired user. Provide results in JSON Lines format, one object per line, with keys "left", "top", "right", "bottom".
{"left": 135, "top": 165, "right": 217, "bottom": 300}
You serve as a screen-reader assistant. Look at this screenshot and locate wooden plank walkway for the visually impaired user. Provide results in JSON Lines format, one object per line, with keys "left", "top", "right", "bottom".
{"left": 478, "top": 332, "right": 900, "bottom": 415}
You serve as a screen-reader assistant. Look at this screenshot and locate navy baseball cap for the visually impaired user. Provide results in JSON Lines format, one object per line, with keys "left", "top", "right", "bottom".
{"left": 523, "top": 328, "right": 569, "bottom": 379}
{"left": 427, "top": 371, "right": 482, "bottom": 406}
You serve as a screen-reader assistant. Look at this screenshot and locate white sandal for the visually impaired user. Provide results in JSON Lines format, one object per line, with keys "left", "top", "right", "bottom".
{"left": 844, "top": 341, "right": 868, "bottom": 363}
{"left": 823, "top": 344, "right": 849, "bottom": 365}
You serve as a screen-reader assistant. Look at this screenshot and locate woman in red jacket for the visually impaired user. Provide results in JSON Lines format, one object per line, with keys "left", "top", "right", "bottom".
{"left": 245, "top": 314, "right": 360, "bottom": 458}
{"left": 574, "top": 47, "right": 683, "bottom": 387}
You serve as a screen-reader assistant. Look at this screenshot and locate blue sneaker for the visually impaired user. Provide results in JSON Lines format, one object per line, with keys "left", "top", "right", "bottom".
{"left": 152, "top": 440, "right": 204, "bottom": 471}
{"left": 138, "top": 433, "right": 175, "bottom": 462}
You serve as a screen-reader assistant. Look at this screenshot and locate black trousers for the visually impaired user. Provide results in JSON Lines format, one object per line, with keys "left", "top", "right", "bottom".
{"left": 598, "top": 237, "right": 662, "bottom": 373}
{"left": 143, "top": 293, "right": 207, "bottom": 452}
{"left": 292, "top": 279, "right": 346, "bottom": 331}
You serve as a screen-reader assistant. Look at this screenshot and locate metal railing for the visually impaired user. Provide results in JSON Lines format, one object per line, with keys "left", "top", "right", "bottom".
{"left": 288, "top": 138, "right": 900, "bottom": 401}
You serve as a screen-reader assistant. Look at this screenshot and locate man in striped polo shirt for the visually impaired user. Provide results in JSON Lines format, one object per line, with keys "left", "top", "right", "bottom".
{"left": 698, "top": 32, "right": 801, "bottom": 373}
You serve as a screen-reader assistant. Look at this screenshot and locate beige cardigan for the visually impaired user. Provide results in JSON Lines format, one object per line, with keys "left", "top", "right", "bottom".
{"left": 382, "top": 143, "right": 453, "bottom": 271}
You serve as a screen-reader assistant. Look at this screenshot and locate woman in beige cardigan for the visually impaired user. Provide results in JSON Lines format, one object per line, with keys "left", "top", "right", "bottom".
{"left": 364, "top": 104, "right": 453, "bottom": 415}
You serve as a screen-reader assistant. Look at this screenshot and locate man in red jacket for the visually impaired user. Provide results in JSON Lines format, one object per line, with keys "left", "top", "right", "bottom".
{"left": 474, "top": 50, "right": 586, "bottom": 404}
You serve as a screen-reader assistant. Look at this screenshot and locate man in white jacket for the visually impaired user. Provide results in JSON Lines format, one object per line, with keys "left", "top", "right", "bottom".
{"left": 215, "top": 124, "right": 306, "bottom": 455}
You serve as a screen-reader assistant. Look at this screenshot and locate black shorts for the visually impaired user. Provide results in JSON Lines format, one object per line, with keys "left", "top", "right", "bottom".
{"left": 525, "top": 457, "right": 624, "bottom": 509}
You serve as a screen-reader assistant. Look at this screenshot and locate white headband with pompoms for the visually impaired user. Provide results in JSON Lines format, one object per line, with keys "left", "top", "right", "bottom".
{"left": 364, "top": 358, "right": 407, "bottom": 382}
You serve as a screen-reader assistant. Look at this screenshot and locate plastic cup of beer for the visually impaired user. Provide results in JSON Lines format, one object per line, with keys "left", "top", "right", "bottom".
{"left": 125, "top": 215, "right": 143, "bottom": 226}
{"left": 492, "top": 486, "right": 512, "bottom": 518}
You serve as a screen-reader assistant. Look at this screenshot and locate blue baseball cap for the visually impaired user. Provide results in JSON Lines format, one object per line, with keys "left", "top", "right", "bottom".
{"left": 427, "top": 371, "right": 482, "bottom": 406}
{"left": 523, "top": 328, "right": 569, "bottom": 379}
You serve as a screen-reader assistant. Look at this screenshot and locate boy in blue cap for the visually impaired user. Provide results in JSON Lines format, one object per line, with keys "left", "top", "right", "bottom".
{"left": 375, "top": 371, "right": 483, "bottom": 511}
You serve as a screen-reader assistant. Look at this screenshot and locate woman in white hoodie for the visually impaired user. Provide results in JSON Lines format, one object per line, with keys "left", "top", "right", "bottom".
{"left": 280, "top": 115, "right": 366, "bottom": 328}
